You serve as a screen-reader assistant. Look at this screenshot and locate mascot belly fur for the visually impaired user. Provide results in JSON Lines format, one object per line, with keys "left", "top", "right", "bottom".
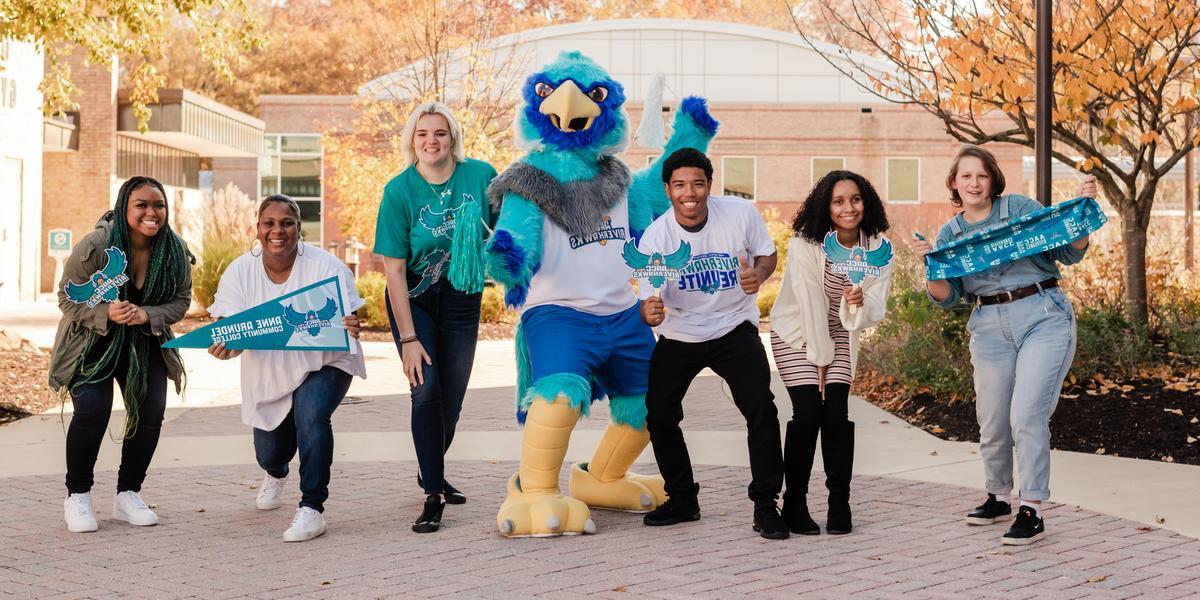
{"left": 485, "top": 51, "right": 718, "bottom": 538}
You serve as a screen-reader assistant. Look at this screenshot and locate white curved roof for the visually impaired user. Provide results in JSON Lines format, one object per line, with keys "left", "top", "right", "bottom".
{"left": 360, "top": 19, "right": 891, "bottom": 105}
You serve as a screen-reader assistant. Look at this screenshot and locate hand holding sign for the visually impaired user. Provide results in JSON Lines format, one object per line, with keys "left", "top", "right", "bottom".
{"left": 640, "top": 295, "right": 666, "bottom": 327}
{"left": 823, "top": 232, "right": 894, "bottom": 317}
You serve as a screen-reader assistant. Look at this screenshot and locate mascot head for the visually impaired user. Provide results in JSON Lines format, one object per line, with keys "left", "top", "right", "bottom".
{"left": 517, "top": 51, "right": 628, "bottom": 155}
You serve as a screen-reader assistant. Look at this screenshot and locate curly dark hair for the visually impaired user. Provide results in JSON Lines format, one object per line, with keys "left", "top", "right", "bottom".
{"left": 791, "top": 170, "right": 890, "bottom": 244}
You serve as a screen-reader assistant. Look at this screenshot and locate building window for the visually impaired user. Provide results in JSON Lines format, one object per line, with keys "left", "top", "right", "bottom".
{"left": 887, "top": 158, "right": 920, "bottom": 203}
{"left": 811, "top": 157, "right": 845, "bottom": 186}
{"left": 261, "top": 134, "right": 323, "bottom": 244}
{"left": 723, "top": 156, "right": 756, "bottom": 200}
{"left": 117, "top": 136, "right": 200, "bottom": 189}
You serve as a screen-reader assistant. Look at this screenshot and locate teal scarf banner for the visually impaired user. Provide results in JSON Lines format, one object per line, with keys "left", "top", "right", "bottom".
{"left": 924, "top": 196, "right": 1108, "bottom": 280}
{"left": 164, "top": 276, "right": 351, "bottom": 351}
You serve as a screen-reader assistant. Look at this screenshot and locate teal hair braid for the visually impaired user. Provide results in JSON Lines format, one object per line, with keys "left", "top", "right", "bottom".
{"left": 71, "top": 176, "right": 189, "bottom": 439}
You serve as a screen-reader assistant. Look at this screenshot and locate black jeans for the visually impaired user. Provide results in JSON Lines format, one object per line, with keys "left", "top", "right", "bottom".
{"left": 65, "top": 346, "right": 167, "bottom": 495}
{"left": 253, "top": 366, "right": 353, "bottom": 512}
{"left": 386, "top": 277, "right": 481, "bottom": 495}
{"left": 645, "top": 321, "right": 784, "bottom": 503}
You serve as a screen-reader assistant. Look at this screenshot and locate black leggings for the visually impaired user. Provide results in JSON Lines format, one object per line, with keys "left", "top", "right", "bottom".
{"left": 785, "top": 383, "right": 851, "bottom": 428}
{"left": 65, "top": 348, "right": 168, "bottom": 494}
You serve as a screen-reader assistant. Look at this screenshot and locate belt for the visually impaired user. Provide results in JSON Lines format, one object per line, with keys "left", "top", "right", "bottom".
{"left": 976, "top": 278, "right": 1059, "bottom": 306}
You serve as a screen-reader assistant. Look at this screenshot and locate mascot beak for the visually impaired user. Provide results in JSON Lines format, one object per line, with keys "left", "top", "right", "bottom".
{"left": 538, "top": 80, "right": 601, "bottom": 132}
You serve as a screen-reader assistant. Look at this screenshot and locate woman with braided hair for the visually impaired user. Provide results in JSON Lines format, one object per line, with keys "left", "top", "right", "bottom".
{"left": 49, "top": 176, "right": 194, "bottom": 533}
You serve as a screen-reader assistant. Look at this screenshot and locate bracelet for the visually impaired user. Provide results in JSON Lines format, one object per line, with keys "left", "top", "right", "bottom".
{"left": 400, "top": 335, "right": 419, "bottom": 344}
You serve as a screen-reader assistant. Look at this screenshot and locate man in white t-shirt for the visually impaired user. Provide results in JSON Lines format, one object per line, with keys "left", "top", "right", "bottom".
{"left": 637, "top": 148, "right": 788, "bottom": 540}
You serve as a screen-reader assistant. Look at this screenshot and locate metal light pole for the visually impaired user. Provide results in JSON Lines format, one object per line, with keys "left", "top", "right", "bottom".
{"left": 1036, "top": 0, "right": 1053, "bottom": 206}
{"left": 1187, "top": 111, "right": 1195, "bottom": 270}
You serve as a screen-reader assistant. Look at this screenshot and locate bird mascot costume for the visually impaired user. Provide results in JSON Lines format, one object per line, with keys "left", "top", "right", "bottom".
{"left": 485, "top": 50, "right": 718, "bottom": 538}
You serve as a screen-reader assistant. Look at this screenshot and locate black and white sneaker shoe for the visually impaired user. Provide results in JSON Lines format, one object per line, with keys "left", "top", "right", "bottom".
{"left": 1001, "top": 505, "right": 1045, "bottom": 546}
{"left": 966, "top": 493, "right": 1013, "bottom": 525}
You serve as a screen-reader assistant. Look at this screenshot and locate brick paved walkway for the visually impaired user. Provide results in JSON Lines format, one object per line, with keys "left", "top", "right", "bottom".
{"left": 4, "top": 460, "right": 1199, "bottom": 600}
{"left": 164, "top": 377, "right": 753, "bottom": 436}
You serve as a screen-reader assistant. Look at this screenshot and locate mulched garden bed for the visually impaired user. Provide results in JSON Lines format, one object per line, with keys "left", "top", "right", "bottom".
{"left": 0, "top": 350, "right": 59, "bottom": 425}
{"left": 858, "top": 367, "right": 1200, "bottom": 466}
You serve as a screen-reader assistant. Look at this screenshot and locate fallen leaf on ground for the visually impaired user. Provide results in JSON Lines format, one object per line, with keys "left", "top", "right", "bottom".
{"left": 930, "top": 451, "right": 939, "bottom": 456}
{"left": 930, "top": 426, "right": 945, "bottom": 434}
{"left": 1095, "top": 447, "right": 1106, "bottom": 455}
{"left": 1157, "top": 515, "right": 1167, "bottom": 524}
{"left": 1119, "top": 385, "right": 1134, "bottom": 392}
{"left": 1136, "top": 526, "right": 1153, "bottom": 532}
{"left": 612, "top": 586, "right": 628, "bottom": 593}
{"left": 195, "top": 508, "right": 205, "bottom": 513}
{"left": 1188, "top": 436, "right": 1196, "bottom": 444}
{"left": 1163, "top": 456, "right": 1175, "bottom": 463}
{"left": 1087, "top": 575, "right": 1108, "bottom": 583}
{"left": 1165, "top": 408, "right": 1184, "bottom": 416}
{"left": 321, "top": 580, "right": 332, "bottom": 586}
{"left": 1191, "top": 417, "right": 1199, "bottom": 424}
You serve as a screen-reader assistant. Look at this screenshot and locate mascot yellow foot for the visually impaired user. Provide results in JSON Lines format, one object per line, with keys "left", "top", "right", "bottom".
{"left": 569, "top": 422, "right": 668, "bottom": 513}
{"left": 497, "top": 395, "right": 596, "bottom": 538}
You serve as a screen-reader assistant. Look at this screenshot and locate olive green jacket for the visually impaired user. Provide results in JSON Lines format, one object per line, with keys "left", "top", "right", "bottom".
{"left": 48, "top": 213, "right": 195, "bottom": 393}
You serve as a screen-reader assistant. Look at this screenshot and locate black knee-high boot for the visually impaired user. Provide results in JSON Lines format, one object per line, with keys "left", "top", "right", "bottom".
{"left": 822, "top": 420, "right": 855, "bottom": 534}
{"left": 783, "top": 420, "right": 821, "bottom": 534}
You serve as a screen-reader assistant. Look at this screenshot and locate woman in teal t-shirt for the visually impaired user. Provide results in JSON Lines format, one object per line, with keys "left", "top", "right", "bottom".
{"left": 373, "top": 101, "right": 497, "bottom": 533}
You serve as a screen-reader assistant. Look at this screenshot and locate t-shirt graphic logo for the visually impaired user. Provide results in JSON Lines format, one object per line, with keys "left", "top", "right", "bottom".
{"left": 569, "top": 215, "right": 627, "bottom": 249}
{"left": 418, "top": 199, "right": 469, "bottom": 238}
{"left": 409, "top": 248, "right": 450, "bottom": 298}
{"left": 283, "top": 297, "right": 338, "bottom": 336}
{"left": 676, "top": 252, "right": 741, "bottom": 295}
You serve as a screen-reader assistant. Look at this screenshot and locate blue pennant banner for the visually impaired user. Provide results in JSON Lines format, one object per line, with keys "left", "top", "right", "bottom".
{"left": 924, "top": 196, "right": 1108, "bottom": 281}
{"left": 164, "top": 276, "right": 350, "bottom": 351}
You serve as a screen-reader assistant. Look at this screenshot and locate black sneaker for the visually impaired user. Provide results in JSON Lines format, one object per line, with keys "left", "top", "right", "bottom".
{"left": 643, "top": 496, "right": 701, "bottom": 527}
{"left": 751, "top": 501, "right": 790, "bottom": 540}
{"left": 966, "top": 493, "right": 1013, "bottom": 526}
{"left": 412, "top": 494, "right": 445, "bottom": 534}
{"left": 1001, "top": 505, "right": 1045, "bottom": 546}
{"left": 443, "top": 480, "right": 466, "bottom": 505}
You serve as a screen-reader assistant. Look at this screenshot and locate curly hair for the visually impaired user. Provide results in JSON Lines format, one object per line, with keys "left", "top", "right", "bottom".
{"left": 791, "top": 170, "right": 890, "bottom": 244}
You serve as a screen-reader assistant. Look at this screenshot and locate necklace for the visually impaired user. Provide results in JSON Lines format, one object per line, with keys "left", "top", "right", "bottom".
{"left": 420, "top": 164, "right": 457, "bottom": 206}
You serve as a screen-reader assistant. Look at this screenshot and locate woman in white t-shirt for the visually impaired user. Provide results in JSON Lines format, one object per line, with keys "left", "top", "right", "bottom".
{"left": 769, "top": 170, "right": 892, "bottom": 536}
{"left": 208, "top": 195, "right": 367, "bottom": 542}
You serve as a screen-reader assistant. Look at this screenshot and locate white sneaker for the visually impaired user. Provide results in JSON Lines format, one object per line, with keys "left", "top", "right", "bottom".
{"left": 64, "top": 492, "right": 98, "bottom": 533}
{"left": 256, "top": 473, "right": 288, "bottom": 510}
{"left": 112, "top": 491, "right": 159, "bottom": 526}
{"left": 283, "top": 507, "right": 326, "bottom": 542}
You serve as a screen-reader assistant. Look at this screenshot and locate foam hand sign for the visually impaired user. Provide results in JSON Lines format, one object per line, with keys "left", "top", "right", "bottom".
{"left": 622, "top": 239, "right": 692, "bottom": 291}
{"left": 64, "top": 247, "right": 130, "bottom": 308}
{"left": 823, "top": 232, "right": 894, "bottom": 316}
{"left": 164, "top": 276, "right": 351, "bottom": 351}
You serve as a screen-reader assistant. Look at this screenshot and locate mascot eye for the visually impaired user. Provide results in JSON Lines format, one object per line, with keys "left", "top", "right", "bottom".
{"left": 535, "top": 82, "right": 554, "bottom": 98}
{"left": 587, "top": 86, "right": 609, "bottom": 102}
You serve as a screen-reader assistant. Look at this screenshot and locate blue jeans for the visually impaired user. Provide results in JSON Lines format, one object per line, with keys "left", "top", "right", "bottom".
{"left": 968, "top": 287, "right": 1076, "bottom": 501}
{"left": 253, "top": 366, "right": 352, "bottom": 512}
{"left": 386, "top": 278, "right": 481, "bottom": 495}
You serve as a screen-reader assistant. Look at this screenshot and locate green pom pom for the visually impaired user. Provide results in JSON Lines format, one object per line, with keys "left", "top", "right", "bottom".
{"left": 449, "top": 197, "right": 486, "bottom": 293}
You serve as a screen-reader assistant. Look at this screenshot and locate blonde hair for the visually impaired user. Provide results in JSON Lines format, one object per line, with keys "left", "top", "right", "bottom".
{"left": 401, "top": 101, "right": 465, "bottom": 165}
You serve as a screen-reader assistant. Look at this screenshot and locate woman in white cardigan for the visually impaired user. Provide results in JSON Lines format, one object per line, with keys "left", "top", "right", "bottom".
{"left": 769, "top": 170, "right": 892, "bottom": 535}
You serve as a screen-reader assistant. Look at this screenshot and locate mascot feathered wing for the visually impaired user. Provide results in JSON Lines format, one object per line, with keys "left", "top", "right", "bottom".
{"left": 485, "top": 51, "right": 718, "bottom": 538}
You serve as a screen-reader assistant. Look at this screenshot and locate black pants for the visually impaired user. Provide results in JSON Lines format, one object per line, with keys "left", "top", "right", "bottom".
{"left": 65, "top": 347, "right": 168, "bottom": 494}
{"left": 785, "top": 382, "right": 850, "bottom": 429}
{"left": 645, "top": 322, "right": 784, "bottom": 503}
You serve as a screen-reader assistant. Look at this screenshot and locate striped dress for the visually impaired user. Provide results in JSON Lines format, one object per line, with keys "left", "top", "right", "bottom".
{"left": 771, "top": 258, "right": 854, "bottom": 387}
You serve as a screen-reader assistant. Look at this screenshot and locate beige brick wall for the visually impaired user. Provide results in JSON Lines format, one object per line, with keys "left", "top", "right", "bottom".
{"left": 41, "top": 50, "right": 117, "bottom": 293}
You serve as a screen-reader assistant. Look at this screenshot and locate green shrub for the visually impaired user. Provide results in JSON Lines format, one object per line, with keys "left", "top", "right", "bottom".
{"left": 757, "top": 279, "right": 780, "bottom": 320}
{"left": 191, "top": 237, "right": 243, "bottom": 311}
{"left": 859, "top": 288, "right": 975, "bottom": 400}
{"left": 481, "top": 284, "right": 513, "bottom": 324}
{"left": 356, "top": 271, "right": 389, "bottom": 328}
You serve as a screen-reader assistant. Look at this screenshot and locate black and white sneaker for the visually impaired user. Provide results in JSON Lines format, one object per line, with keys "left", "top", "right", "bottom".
{"left": 1001, "top": 505, "right": 1045, "bottom": 546}
{"left": 966, "top": 493, "right": 1013, "bottom": 526}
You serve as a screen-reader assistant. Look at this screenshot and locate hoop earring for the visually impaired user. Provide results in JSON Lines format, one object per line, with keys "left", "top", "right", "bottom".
{"left": 250, "top": 239, "right": 263, "bottom": 257}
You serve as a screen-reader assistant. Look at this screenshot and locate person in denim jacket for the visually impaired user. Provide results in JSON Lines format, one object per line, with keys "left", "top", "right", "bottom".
{"left": 912, "top": 145, "right": 1097, "bottom": 546}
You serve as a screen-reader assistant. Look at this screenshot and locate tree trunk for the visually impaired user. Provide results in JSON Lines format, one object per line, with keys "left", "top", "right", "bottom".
{"left": 1120, "top": 212, "right": 1150, "bottom": 331}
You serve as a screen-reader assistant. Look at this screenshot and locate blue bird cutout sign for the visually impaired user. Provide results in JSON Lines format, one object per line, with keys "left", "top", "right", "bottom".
{"left": 64, "top": 247, "right": 130, "bottom": 308}
{"left": 823, "top": 232, "right": 894, "bottom": 315}
{"left": 164, "top": 276, "right": 351, "bottom": 351}
{"left": 622, "top": 240, "right": 692, "bottom": 291}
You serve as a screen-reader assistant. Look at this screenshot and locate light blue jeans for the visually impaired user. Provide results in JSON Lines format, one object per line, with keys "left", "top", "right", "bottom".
{"left": 968, "top": 287, "right": 1076, "bottom": 501}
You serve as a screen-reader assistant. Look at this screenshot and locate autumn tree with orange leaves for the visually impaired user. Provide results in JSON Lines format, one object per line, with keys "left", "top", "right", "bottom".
{"left": 793, "top": 0, "right": 1200, "bottom": 329}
